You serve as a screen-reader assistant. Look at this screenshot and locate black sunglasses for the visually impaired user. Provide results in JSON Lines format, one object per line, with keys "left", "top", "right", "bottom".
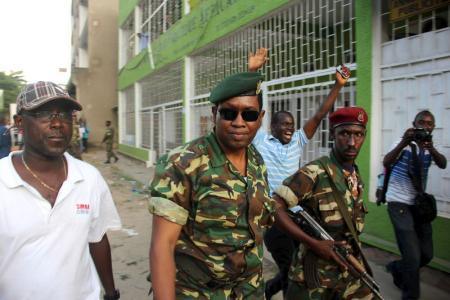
{"left": 218, "top": 108, "right": 260, "bottom": 122}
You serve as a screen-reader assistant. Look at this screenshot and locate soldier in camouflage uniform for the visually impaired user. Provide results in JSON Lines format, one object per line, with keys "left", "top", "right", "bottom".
{"left": 102, "top": 120, "right": 118, "bottom": 163}
{"left": 148, "top": 72, "right": 276, "bottom": 299}
{"left": 66, "top": 116, "right": 82, "bottom": 159}
{"left": 273, "top": 107, "right": 374, "bottom": 300}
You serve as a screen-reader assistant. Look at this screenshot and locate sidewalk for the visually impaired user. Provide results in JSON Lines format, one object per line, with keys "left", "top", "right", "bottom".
{"left": 85, "top": 147, "right": 450, "bottom": 300}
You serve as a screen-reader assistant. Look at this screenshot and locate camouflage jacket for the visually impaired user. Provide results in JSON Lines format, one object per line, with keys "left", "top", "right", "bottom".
{"left": 149, "top": 132, "right": 275, "bottom": 285}
{"left": 275, "top": 151, "right": 367, "bottom": 287}
{"left": 103, "top": 127, "right": 114, "bottom": 144}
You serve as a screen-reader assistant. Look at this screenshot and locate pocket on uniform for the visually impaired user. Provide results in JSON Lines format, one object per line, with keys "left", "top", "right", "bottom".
{"left": 193, "top": 190, "right": 240, "bottom": 243}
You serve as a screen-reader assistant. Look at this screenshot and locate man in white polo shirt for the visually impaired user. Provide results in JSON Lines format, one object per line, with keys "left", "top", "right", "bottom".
{"left": 248, "top": 48, "right": 352, "bottom": 299}
{"left": 0, "top": 81, "right": 122, "bottom": 300}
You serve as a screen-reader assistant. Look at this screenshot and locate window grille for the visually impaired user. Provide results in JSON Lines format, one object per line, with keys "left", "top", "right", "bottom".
{"left": 140, "top": 0, "right": 183, "bottom": 44}
{"left": 381, "top": 1, "right": 449, "bottom": 42}
{"left": 140, "top": 61, "right": 183, "bottom": 108}
{"left": 123, "top": 16, "right": 136, "bottom": 61}
{"left": 139, "top": 61, "right": 183, "bottom": 156}
{"left": 192, "top": 0, "right": 356, "bottom": 96}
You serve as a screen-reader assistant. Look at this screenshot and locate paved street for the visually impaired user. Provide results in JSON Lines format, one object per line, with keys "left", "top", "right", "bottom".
{"left": 83, "top": 147, "right": 450, "bottom": 300}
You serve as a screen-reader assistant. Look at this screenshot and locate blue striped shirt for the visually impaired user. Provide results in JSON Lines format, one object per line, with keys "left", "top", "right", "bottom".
{"left": 386, "top": 140, "right": 432, "bottom": 205}
{"left": 253, "top": 128, "right": 309, "bottom": 195}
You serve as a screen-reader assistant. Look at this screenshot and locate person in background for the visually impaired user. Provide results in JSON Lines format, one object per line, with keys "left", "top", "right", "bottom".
{"left": 0, "top": 112, "right": 12, "bottom": 159}
{"left": 80, "top": 119, "right": 90, "bottom": 153}
{"left": 102, "top": 120, "right": 119, "bottom": 164}
{"left": 384, "top": 110, "right": 446, "bottom": 300}
{"left": 12, "top": 114, "right": 24, "bottom": 150}
{"left": 248, "top": 48, "right": 351, "bottom": 299}
{"left": 0, "top": 81, "right": 122, "bottom": 300}
{"left": 67, "top": 115, "right": 82, "bottom": 159}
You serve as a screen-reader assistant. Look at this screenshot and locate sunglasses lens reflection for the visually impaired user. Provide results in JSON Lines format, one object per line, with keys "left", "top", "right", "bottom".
{"left": 219, "top": 109, "right": 259, "bottom": 122}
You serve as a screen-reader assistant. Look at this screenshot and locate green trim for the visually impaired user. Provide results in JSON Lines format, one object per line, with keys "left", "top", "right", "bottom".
{"left": 118, "top": 51, "right": 152, "bottom": 90}
{"left": 118, "top": 143, "right": 150, "bottom": 161}
{"left": 119, "top": 0, "right": 289, "bottom": 90}
{"left": 362, "top": 202, "right": 450, "bottom": 273}
{"left": 355, "top": 0, "right": 372, "bottom": 202}
{"left": 119, "top": 0, "right": 140, "bottom": 27}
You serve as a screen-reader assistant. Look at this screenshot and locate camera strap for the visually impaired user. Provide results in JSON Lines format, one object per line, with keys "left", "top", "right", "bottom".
{"left": 408, "top": 143, "right": 425, "bottom": 194}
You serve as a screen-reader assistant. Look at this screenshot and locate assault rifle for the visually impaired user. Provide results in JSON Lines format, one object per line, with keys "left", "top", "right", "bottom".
{"left": 288, "top": 205, "right": 385, "bottom": 300}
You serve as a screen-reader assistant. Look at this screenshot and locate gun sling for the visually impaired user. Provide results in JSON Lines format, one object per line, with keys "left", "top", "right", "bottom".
{"left": 318, "top": 157, "right": 373, "bottom": 276}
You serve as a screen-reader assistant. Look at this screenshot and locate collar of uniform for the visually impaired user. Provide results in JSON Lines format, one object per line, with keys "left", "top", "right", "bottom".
{"left": 0, "top": 151, "right": 84, "bottom": 189}
{"left": 328, "top": 150, "right": 362, "bottom": 185}
{"left": 206, "top": 132, "right": 227, "bottom": 168}
{"left": 206, "top": 132, "right": 262, "bottom": 168}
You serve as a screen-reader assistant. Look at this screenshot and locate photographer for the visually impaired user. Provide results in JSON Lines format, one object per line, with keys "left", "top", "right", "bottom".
{"left": 383, "top": 110, "right": 446, "bottom": 300}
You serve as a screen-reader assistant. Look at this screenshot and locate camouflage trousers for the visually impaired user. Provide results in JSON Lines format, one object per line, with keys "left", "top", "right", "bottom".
{"left": 175, "top": 268, "right": 264, "bottom": 300}
{"left": 106, "top": 143, "right": 118, "bottom": 162}
{"left": 285, "top": 279, "right": 373, "bottom": 300}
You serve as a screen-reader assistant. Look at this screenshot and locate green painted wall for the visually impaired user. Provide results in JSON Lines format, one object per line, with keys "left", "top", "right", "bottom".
{"left": 118, "top": 0, "right": 289, "bottom": 90}
{"left": 355, "top": 0, "right": 372, "bottom": 199}
{"left": 119, "top": 0, "right": 140, "bottom": 26}
{"left": 118, "top": 143, "right": 150, "bottom": 161}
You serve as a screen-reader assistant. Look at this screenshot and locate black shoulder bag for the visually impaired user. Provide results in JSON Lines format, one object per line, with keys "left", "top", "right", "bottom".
{"left": 408, "top": 143, "right": 437, "bottom": 224}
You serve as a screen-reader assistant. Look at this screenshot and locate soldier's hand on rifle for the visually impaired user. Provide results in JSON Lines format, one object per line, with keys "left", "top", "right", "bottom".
{"left": 310, "top": 239, "right": 349, "bottom": 272}
{"left": 248, "top": 48, "right": 268, "bottom": 71}
{"left": 335, "top": 64, "right": 351, "bottom": 86}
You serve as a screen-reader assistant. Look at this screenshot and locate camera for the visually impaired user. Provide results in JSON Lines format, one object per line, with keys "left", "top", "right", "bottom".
{"left": 413, "top": 128, "right": 432, "bottom": 143}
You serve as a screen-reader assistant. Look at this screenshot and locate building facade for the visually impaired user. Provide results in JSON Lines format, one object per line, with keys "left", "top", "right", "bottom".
{"left": 71, "top": 0, "right": 119, "bottom": 143}
{"left": 118, "top": 0, "right": 450, "bottom": 271}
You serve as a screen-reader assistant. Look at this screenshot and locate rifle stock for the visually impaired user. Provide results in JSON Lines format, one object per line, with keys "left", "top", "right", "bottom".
{"left": 288, "top": 206, "right": 385, "bottom": 300}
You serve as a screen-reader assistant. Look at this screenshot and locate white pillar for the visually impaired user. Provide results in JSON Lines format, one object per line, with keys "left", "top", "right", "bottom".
{"left": 183, "top": 0, "right": 190, "bottom": 15}
{"left": 134, "top": 83, "right": 142, "bottom": 148}
{"left": 184, "top": 57, "right": 194, "bottom": 142}
{"left": 261, "top": 81, "right": 270, "bottom": 131}
{"left": 118, "top": 91, "right": 124, "bottom": 144}
{"left": 134, "top": 6, "right": 142, "bottom": 56}
{"left": 369, "top": 0, "right": 383, "bottom": 202}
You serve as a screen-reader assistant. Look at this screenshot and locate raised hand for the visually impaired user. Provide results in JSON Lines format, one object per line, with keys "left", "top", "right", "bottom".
{"left": 248, "top": 48, "right": 268, "bottom": 71}
{"left": 335, "top": 64, "right": 351, "bottom": 86}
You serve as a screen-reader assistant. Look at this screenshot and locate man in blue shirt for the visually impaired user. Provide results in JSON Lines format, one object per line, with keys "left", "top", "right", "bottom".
{"left": 248, "top": 48, "right": 351, "bottom": 299}
{"left": 384, "top": 110, "right": 446, "bottom": 300}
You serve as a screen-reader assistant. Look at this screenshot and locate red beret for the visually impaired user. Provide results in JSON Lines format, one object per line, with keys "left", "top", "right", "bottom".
{"left": 329, "top": 106, "right": 368, "bottom": 128}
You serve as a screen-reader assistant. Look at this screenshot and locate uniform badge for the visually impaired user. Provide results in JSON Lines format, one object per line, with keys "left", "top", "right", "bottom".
{"left": 357, "top": 111, "right": 364, "bottom": 122}
{"left": 256, "top": 81, "right": 262, "bottom": 95}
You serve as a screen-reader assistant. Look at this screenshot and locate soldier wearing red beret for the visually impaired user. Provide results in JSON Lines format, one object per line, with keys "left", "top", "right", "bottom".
{"left": 272, "top": 107, "right": 377, "bottom": 299}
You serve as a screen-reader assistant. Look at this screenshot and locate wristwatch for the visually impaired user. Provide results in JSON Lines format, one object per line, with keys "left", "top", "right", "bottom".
{"left": 103, "top": 289, "right": 120, "bottom": 300}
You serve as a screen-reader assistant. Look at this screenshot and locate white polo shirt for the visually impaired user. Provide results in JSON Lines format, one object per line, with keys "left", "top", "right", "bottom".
{"left": 0, "top": 152, "right": 122, "bottom": 300}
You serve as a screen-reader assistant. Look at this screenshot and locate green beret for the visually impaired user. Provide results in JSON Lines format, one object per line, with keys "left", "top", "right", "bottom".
{"left": 209, "top": 72, "right": 264, "bottom": 104}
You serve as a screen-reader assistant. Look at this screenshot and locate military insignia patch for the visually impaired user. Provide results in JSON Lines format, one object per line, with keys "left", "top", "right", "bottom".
{"left": 357, "top": 111, "right": 364, "bottom": 122}
{"left": 256, "top": 81, "right": 262, "bottom": 95}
